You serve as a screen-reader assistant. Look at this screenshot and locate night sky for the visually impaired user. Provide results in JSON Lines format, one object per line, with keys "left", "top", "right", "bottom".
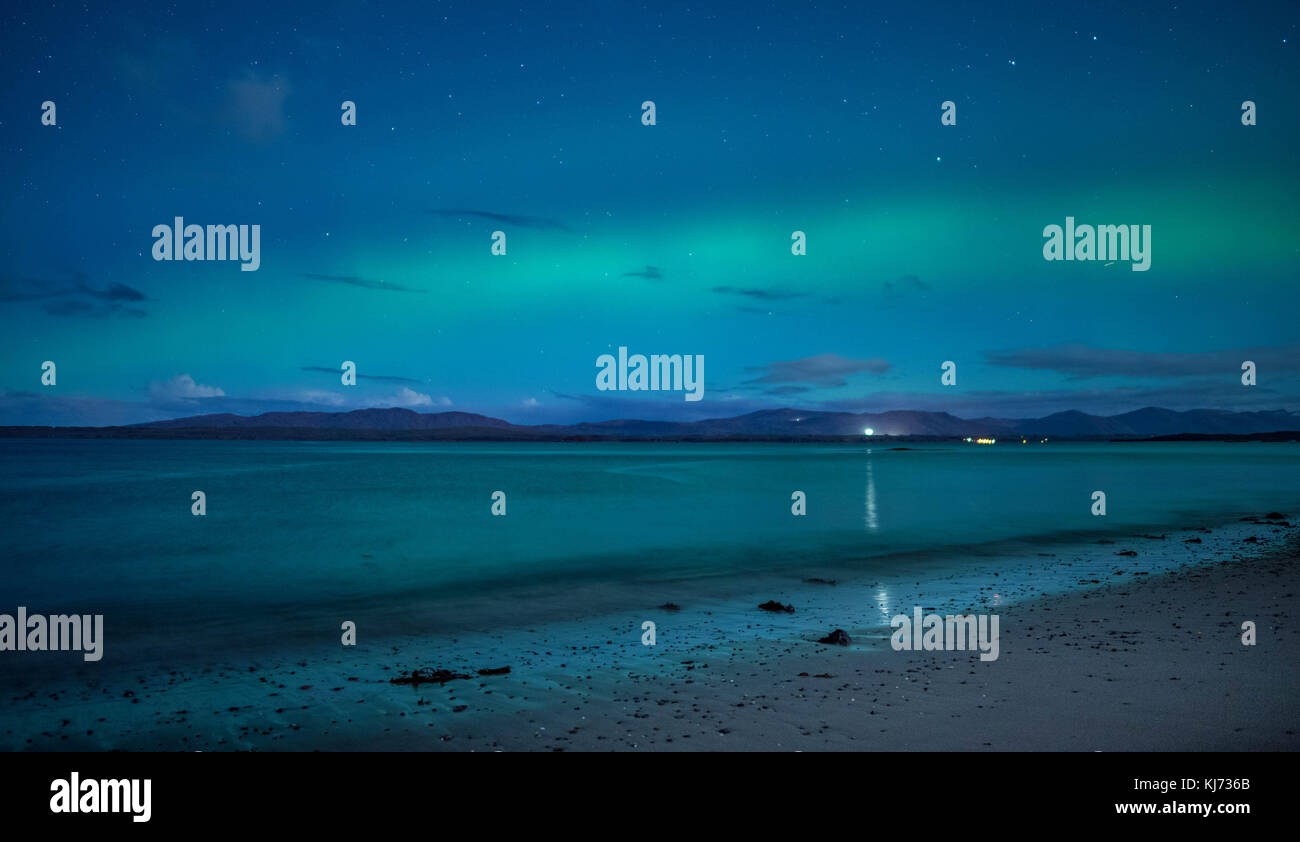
{"left": 2, "top": 0, "right": 1297, "bottom": 426}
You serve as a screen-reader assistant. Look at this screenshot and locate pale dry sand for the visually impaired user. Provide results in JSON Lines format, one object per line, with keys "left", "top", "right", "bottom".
{"left": 427, "top": 533, "right": 1299, "bottom": 751}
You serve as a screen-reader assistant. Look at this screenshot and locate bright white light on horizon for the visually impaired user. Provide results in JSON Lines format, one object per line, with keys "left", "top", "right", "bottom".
{"left": 863, "top": 428, "right": 874, "bottom": 436}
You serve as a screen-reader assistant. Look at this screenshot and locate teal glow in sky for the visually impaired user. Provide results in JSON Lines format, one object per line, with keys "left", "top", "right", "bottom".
{"left": 2, "top": 0, "right": 1298, "bottom": 425}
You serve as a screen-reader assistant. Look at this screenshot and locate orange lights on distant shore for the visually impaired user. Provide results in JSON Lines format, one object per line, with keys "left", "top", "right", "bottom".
{"left": 965, "top": 436, "right": 1051, "bottom": 445}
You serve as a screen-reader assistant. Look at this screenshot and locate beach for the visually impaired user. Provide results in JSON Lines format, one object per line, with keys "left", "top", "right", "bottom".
{"left": 3, "top": 513, "right": 1295, "bottom": 752}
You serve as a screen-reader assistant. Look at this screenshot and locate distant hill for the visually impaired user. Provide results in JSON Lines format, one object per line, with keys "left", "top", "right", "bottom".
{"left": 533, "top": 406, "right": 1300, "bottom": 438}
{"left": 0, "top": 404, "right": 1292, "bottom": 440}
{"left": 1131, "top": 430, "right": 1300, "bottom": 442}
{"left": 1007, "top": 408, "right": 1300, "bottom": 437}
{"left": 139, "top": 408, "right": 514, "bottom": 431}
{"left": 529, "top": 408, "right": 1006, "bottom": 437}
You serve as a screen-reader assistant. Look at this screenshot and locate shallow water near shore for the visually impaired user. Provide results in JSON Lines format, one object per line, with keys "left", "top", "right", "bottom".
{"left": 2, "top": 439, "right": 1298, "bottom": 664}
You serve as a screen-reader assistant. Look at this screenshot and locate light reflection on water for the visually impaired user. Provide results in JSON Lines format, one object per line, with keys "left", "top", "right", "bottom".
{"left": 864, "top": 459, "right": 879, "bottom": 532}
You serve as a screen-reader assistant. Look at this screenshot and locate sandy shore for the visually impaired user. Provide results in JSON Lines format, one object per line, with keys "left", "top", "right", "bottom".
{"left": 4, "top": 518, "right": 1296, "bottom": 751}
{"left": 389, "top": 525, "right": 1300, "bottom": 752}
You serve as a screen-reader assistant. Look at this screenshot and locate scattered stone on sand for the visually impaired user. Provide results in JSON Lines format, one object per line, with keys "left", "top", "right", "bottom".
{"left": 477, "top": 666, "right": 511, "bottom": 676}
{"left": 758, "top": 600, "right": 795, "bottom": 614}
{"left": 817, "top": 629, "right": 851, "bottom": 646}
{"left": 803, "top": 578, "right": 838, "bottom": 585}
{"left": 1115, "top": 550, "right": 1138, "bottom": 556}
{"left": 390, "top": 668, "right": 472, "bottom": 687}
{"left": 658, "top": 602, "right": 681, "bottom": 611}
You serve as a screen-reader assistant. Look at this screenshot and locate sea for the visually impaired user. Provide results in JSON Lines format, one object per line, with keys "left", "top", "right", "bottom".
{"left": 1, "top": 439, "right": 1297, "bottom": 673}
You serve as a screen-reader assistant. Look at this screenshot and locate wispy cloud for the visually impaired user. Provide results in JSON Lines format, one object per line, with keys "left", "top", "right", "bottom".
{"left": 300, "top": 366, "right": 424, "bottom": 384}
{"left": 149, "top": 374, "right": 226, "bottom": 402}
{"left": 83, "top": 283, "right": 148, "bottom": 302}
{"left": 711, "top": 285, "right": 809, "bottom": 301}
{"left": 744, "top": 353, "right": 891, "bottom": 388}
{"left": 0, "top": 273, "right": 150, "bottom": 318}
{"left": 362, "top": 387, "right": 447, "bottom": 409}
{"left": 260, "top": 385, "right": 451, "bottom": 410}
{"left": 42, "top": 300, "right": 148, "bottom": 319}
{"left": 269, "top": 389, "right": 348, "bottom": 408}
{"left": 985, "top": 343, "right": 1300, "bottom": 379}
{"left": 300, "top": 273, "right": 427, "bottom": 293}
{"left": 622, "top": 265, "right": 663, "bottom": 280}
{"left": 427, "top": 208, "right": 571, "bottom": 231}
{"left": 883, "top": 273, "right": 929, "bottom": 295}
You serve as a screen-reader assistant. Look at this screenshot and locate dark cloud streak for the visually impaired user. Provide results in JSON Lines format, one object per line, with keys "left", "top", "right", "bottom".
{"left": 711, "top": 285, "right": 809, "bottom": 301}
{"left": 300, "top": 366, "right": 424, "bottom": 384}
{"left": 300, "top": 273, "right": 427, "bottom": 293}
{"left": 1, "top": 274, "right": 150, "bottom": 317}
{"left": 986, "top": 343, "right": 1300, "bottom": 379}
{"left": 744, "top": 352, "right": 891, "bottom": 387}
{"left": 427, "top": 208, "right": 571, "bottom": 232}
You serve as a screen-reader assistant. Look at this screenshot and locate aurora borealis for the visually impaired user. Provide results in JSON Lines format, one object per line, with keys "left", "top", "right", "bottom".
{"left": 3, "top": 0, "right": 1297, "bottom": 425}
